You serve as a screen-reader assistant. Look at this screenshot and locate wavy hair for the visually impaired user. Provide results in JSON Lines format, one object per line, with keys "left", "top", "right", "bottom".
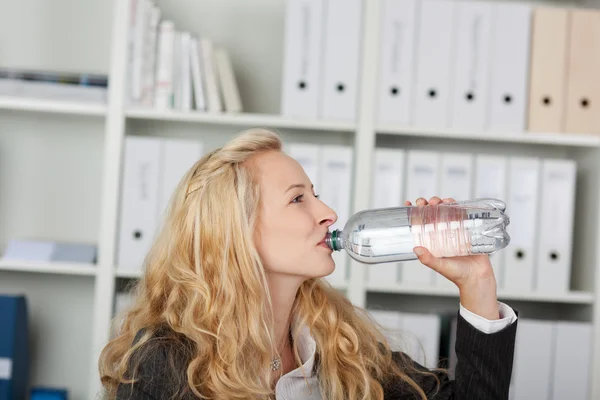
{"left": 99, "top": 128, "right": 440, "bottom": 399}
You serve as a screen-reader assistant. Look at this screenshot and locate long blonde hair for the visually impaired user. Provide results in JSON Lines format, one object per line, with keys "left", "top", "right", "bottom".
{"left": 99, "top": 128, "right": 440, "bottom": 399}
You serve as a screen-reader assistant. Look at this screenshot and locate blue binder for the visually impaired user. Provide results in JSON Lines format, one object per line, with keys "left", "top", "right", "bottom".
{"left": 0, "top": 295, "right": 29, "bottom": 399}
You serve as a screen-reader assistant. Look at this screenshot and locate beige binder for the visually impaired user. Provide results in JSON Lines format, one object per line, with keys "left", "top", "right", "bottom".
{"left": 527, "top": 7, "right": 570, "bottom": 133}
{"left": 564, "top": 9, "right": 600, "bottom": 134}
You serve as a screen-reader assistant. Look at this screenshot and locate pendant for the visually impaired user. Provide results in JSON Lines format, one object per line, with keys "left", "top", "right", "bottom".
{"left": 271, "top": 357, "right": 282, "bottom": 371}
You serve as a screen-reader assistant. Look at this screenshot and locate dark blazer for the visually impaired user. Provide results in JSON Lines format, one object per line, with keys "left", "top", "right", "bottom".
{"left": 115, "top": 311, "right": 518, "bottom": 399}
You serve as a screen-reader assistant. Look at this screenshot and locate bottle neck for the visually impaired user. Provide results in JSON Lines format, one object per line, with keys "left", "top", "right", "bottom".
{"left": 325, "top": 230, "right": 342, "bottom": 251}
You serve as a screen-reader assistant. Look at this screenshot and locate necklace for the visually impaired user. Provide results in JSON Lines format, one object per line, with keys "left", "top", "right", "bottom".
{"left": 271, "top": 330, "right": 292, "bottom": 371}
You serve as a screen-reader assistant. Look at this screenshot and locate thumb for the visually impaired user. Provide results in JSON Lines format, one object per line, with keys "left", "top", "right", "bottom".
{"left": 413, "top": 246, "right": 452, "bottom": 277}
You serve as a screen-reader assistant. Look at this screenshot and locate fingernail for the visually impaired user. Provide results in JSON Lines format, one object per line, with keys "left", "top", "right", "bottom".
{"left": 414, "top": 247, "right": 425, "bottom": 256}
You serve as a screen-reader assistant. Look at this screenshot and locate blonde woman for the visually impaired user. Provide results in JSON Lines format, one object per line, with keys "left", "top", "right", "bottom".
{"left": 99, "top": 128, "right": 518, "bottom": 400}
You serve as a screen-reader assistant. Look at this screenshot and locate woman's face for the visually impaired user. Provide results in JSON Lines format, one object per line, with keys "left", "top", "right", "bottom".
{"left": 251, "top": 150, "right": 338, "bottom": 281}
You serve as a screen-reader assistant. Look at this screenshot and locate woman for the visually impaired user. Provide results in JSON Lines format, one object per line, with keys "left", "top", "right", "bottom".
{"left": 99, "top": 128, "right": 518, "bottom": 399}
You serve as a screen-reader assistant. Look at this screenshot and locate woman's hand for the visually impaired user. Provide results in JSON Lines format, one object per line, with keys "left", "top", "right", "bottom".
{"left": 406, "top": 196, "right": 500, "bottom": 320}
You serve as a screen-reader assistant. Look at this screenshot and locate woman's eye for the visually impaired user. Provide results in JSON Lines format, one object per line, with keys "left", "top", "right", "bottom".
{"left": 291, "top": 194, "right": 304, "bottom": 203}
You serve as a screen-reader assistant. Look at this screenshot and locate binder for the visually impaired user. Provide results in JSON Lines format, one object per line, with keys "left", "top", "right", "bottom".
{"left": 510, "top": 319, "right": 554, "bottom": 400}
{"left": 376, "top": 0, "right": 420, "bottom": 126}
{"left": 564, "top": 9, "right": 600, "bottom": 134}
{"left": 400, "top": 313, "right": 441, "bottom": 368}
{"left": 0, "top": 295, "right": 28, "bottom": 400}
{"left": 320, "top": 0, "right": 363, "bottom": 121}
{"left": 281, "top": 0, "right": 325, "bottom": 119}
{"left": 437, "top": 152, "right": 473, "bottom": 288}
{"left": 535, "top": 159, "right": 576, "bottom": 293}
{"left": 504, "top": 157, "right": 540, "bottom": 292}
{"left": 551, "top": 321, "right": 592, "bottom": 399}
{"left": 158, "top": 139, "right": 204, "bottom": 220}
{"left": 286, "top": 143, "right": 322, "bottom": 191}
{"left": 117, "top": 136, "right": 161, "bottom": 271}
{"left": 474, "top": 155, "right": 508, "bottom": 288}
{"left": 368, "top": 309, "right": 403, "bottom": 351}
{"left": 368, "top": 148, "right": 405, "bottom": 286}
{"left": 402, "top": 150, "right": 440, "bottom": 286}
{"left": 413, "top": 0, "right": 456, "bottom": 128}
{"left": 488, "top": 3, "right": 532, "bottom": 132}
{"left": 319, "top": 145, "right": 353, "bottom": 286}
{"left": 527, "top": 7, "right": 570, "bottom": 133}
{"left": 154, "top": 20, "right": 175, "bottom": 109}
{"left": 449, "top": 1, "right": 493, "bottom": 130}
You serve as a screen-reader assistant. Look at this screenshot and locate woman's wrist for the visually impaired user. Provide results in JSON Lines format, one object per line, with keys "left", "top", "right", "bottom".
{"left": 458, "top": 278, "right": 500, "bottom": 320}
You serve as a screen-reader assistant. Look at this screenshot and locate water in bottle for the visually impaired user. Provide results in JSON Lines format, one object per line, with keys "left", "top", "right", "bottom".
{"left": 325, "top": 198, "right": 510, "bottom": 264}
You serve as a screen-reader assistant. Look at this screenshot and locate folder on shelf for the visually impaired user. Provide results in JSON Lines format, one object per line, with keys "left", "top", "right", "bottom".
{"left": 510, "top": 319, "right": 554, "bottom": 400}
{"left": 140, "top": 2, "right": 161, "bottom": 107}
{"left": 526, "top": 7, "right": 570, "bottom": 133}
{"left": 474, "top": 155, "right": 507, "bottom": 288}
{"left": 214, "top": 48, "right": 243, "bottom": 113}
{"left": 158, "top": 138, "right": 204, "bottom": 220}
{"left": 189, "top": 37, "right": 207, "bottom": 111}
{"left": 488, "top": 3, "right": 532, "bottom": 132}
{"left": 564, "top": 9, "right": 600, "bottom": 134}
{"left": 1, "top": 240, "right": 54, "bottom": 262}
{"left": 535, "top": 159, "right": 576, "bottom": 293}
{"left": 280, "top": 0, "right": 325, "bottom": 119}
{"left": 368, "top": 309, "right": 403, "bottom": 351}
{"left": 551, "top": 321, "right": 592, "bottom": 399}
{"left": 504, "top": 157, "right": 540, "bottom": 292}
{"left": 413, "top": 0, "right": 456, "bottom": 128}
{"left": 400, "top": 312, "right": 441, "bottom": 369}
{"left": 199, "top": 39, "right": 223, "bottom": 113}
{"left": 437, "top": 152, "right": 473, "bottom": 288}
{"left": 154, "top": 20, "right": 176, "bottom": 109}
{"left": 402, "top": 150, "right": 440, "bottom": 286}
{"left": 117, "top": 136, "right": 161, "bottom": 272}
{"left": 320, "top": 0, "right": 362, "bottom": 121}
{"left": 449, "top": 1, "right": 493, "bottom": 130}
{"left": 319, "top": 145, "right": 353, "bottom": 286}
{"left": 376, "top": 0, "right": 419, "bottom": 126}
{"left": 368, "top": 148, "right": 405, "bottom": 287}
{"left": 0, "top": 295, "right": 28, "bottom": 400}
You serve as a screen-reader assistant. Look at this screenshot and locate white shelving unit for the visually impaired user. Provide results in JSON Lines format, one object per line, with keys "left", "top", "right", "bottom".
{"left": 2, "top": 0, "right": 600, "bottom": 399}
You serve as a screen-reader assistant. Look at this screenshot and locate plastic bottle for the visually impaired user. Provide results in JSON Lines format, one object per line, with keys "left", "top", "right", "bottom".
{"left": 325, "top": 198, "right": 510, "bottom": 264}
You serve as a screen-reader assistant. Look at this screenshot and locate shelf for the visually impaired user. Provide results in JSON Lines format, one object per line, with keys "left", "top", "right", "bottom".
{"left": 126, "top": 108, "right": 356, "bottom": 132}
{"left": 0, "top": 96, "right": 107, "bottom": 116}
{"left": 377, "top": 124, "right": 600, "bottom": 148}
{"left": 366, "top": 284, "right": 594, "bottom": 305}
{"left": 0, "top": 259, "right": 97, "bottom": 277}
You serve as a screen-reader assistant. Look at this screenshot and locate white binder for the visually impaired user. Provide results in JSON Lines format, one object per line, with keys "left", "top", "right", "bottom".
{"left": 117, "top": 136, "right": 161, "bottom": 271}
{"left": 437, "top": 152, "right": 473, "bottom": 288}
{"left": 368, "top": 148, "right": 405, "bottom": 287}
{"left": 488, "top": 3, "right": 532, "bottom": 132}
{"left": 535, "top": 159, "right": 576, "bottom": 293}
{"left": 376, "top": 0, "right": 420, "bottom": 126}
{"left": 281, "top": 0, "right": 325, "bottom": 119}
{"left": 413, "top": 0, "right": 457, "bottom": 128}
{"left": 504, "top": 157, "right": 540, "bottom": 292}
{"left": 286, "top": 143, "right": 322, "bottom": 191}
{"left": 449, "top": 1, "right": 493, "bottom": 130}
{"left": 368, "top": 309, "right": 403, "bottom": 351}
{"left": 552, "top": 321, "right": 592, "bottom": 400}
{"left": 510, "top": 319, "right": 554, "bottom": 400}
{"left": 320, "top": 0, "right": 363, "bottom": 121}
{"left": 474, "top": 155, "right": 508, "bottom": 288}
{"left": 400, "top": 313, "right": 441, "bottom": 369}
{"left": 319, "top": 145, "right": 354, "bottom": 286}
{"left": 158, "top": 139, "right": 204, "bottom": 221}
{"left": 402, "top": 150, "right": 440, "bottom": 286}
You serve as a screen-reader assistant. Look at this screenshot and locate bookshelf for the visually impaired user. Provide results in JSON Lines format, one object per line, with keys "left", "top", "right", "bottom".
{"left": 1, "top": 0, "right": 600, "bottom": 399}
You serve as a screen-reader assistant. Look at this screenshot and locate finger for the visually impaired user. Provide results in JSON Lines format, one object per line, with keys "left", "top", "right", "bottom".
{"left": 442, "top": 197, "right": 456, "bottom": 204}
{"left": 413, "top": 246, "right": 454, "bottom": 279}
{"left": 429, "top": 196, "right": 443, "bottom": 205}
{"left": 416, "top": 197, "right": 427, "bottom": 206}
{"left": 404, "top": 200, "right": 413, "bottom": 206}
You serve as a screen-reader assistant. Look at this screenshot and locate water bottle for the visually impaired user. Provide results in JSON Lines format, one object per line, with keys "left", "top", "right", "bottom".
{"left": 325, "top": 198, "right": 510, "bottom": 264}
